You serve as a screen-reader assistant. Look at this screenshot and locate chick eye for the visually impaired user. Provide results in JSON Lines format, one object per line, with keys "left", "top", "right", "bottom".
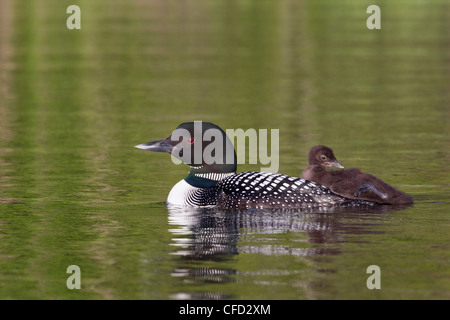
{"left": 320, "top": 155, "right": 327, "bottom": 161}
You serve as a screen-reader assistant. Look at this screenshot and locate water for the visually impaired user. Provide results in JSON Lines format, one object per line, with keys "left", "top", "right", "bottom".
{"left": 0, "top": 0, "right": 449, "bottom": 299}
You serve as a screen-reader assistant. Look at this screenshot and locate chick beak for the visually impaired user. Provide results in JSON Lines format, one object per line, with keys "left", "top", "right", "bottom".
{"left": 328, "top": 160, "right": 344, "bottom": 169}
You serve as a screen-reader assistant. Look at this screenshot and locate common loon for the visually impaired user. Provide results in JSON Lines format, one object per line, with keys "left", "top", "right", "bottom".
{"left": 135, "top": 122, "right": 372, "bottom": 209}
{"left": 300, "top": 145, "right": 414, "bottom": 205}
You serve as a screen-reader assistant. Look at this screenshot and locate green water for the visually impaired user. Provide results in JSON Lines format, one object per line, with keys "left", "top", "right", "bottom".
{"left": 0, "top": 0, "right": 449, "bottom": 300}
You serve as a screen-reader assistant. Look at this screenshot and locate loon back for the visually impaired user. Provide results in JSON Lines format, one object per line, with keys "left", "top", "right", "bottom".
{"left": 216, "top": 171, "right": 348, "bottom": 209}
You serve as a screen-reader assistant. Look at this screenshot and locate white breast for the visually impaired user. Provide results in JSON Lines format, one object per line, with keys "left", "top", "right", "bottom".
{"left": 166, "top": 179, "right": 200, "bottom": 206}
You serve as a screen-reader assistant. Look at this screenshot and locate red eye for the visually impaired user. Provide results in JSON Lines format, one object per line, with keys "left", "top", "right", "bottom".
{"left": 187, "top": 138, "right": 194, "bottom": 144}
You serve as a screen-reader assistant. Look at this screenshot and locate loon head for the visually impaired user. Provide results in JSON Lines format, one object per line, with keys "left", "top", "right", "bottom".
{"left": 307, "top": 145, "right": 344, "bottom": 168}
{"left": 135, "top": 121, "right": 237, "bottom": 187}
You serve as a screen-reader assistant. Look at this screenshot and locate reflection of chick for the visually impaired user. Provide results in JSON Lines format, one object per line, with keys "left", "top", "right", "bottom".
{"left": 301, "top": 145, "right": 413, "bottom": 205}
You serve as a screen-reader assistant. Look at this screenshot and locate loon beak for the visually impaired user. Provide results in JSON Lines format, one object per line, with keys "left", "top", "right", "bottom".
{"left": 328, "top": 161, "right": 344, "bottom": 169}
{"left": 134, "top": 139, "right": 173, "bottom": 153}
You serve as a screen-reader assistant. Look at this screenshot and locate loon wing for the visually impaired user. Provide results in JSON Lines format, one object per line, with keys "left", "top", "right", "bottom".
{"left": 216, "top": 171, "right": 347, "bottom": 210}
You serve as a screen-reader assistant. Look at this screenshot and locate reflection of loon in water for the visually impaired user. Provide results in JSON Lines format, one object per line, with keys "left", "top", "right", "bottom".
{"left": 167, "top": 205, "right": 403, "bottom": 257}
{"left": 166, "top": 205, "right": 404, "bottom": 299}
{"left": 169, "top": 205, "right": 346, "bottom": 257}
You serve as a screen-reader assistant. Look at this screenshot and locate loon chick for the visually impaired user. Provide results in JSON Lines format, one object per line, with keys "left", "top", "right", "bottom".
{"left": 135, "top": 122, "right": 370, "bottom": 209}
{"left": 300, "top": 145, "right": 413, "bottom": 205}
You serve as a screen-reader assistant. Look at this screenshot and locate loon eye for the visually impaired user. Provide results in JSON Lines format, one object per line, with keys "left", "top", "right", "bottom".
{"left": 320, "top": 155, "right": 327, "bottom": 161}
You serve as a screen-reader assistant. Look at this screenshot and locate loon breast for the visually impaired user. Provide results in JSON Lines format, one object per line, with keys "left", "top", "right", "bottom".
{"left": 167, "top": 179, "right": 219, "bottom": 207}
{"left": 167, "top": 180, "right": 199, "bottom": 206}
{"left": 216, "top": 171, "right": 347, "bottom": 209}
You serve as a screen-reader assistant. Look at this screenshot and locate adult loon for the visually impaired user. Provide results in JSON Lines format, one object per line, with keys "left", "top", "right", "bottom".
{"left": 300, "top": 145, "right": 413, "bottom": 205}
{"left": 135, "top": 122, "right": 371, "bottom": 209}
